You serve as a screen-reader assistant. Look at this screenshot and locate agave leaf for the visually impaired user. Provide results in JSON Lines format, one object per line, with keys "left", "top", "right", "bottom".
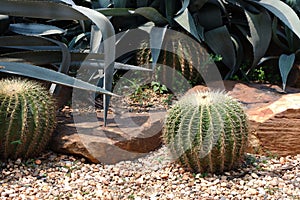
{"left": 113, "top": 0, "right": 127, "bottom": 8}
{"left": 205, "top": 26, "right": 236, "bottom": 69}
{"left": 96, "top": 8, "right": 132, "bottom": 16}
{"left": 68, "top": 32, "right": 91, "bottom": 49}
{"left": 164, "top": 0, "right": 177, "bottom": 24}
{"left": 0, "top": 1, "right": 116, "bottom": 125}
{"left": 279, "top": 53, "right": 295, "bottom": 91}
{"left": 174, "top": 8, "right": 201, "bottom": 41}
{"left": 150, "top": 26, "right": 167, "bottom": 69}
{"left": 192, "top": 3, "right": 223, "bottom": 31}
{"left": 0, "top": 15, "right": 9, "bottom": 34}
{"left": 0, "top": 35, "right": 58, "bottom": 47}
{"left": 176, "top": 0, "right": 190, "bottom": 15}
{"left": 229, "top": 34, "right": 244, "bottom": 76}
{"left": 0, "top": 62, "right": 115, "bottom": 96}
{"left": 271, "top": 17, "right": 290, "bottom": 52}
{"left": 245, "top": 10, "right": 272, "bottom": 68}
{"left": 130, "top": 7, "right": 168, "bottom": 25}
{"left": 188, "top": 0, "right": 209, "bottom": 12}
{"left": 9, "top": 23, "right": 65, "bottom": 36}
{"left": 250, "top": 0, "right": 300, "bottom": 39}
{"left": 0, "top": 51, "right": 150, "bottom": 72}
{"left": 257, "top": 56, "right": 278, "bottom": 66}
{"left": 97, "top": 0, "right": 113, "bottom": 8}
{"left": 70, "top": 5, "right": 116, "bottom": 126}
{"left": 0, "top": 0, "right": 87, "bottom": 20}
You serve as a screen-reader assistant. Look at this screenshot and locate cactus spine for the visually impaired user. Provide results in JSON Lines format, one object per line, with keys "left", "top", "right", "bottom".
{"left": 0, "top": 79, "right": 56, "bottom": 160}
{"left": 163, "top": 91, "right": 248, "bottom": 174}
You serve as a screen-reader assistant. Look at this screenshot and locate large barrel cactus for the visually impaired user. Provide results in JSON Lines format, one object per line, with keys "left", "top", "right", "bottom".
{"left": 0, "top": 78, "right": 56, "bottom": 160}
{"left": 163, "top": 90, "right": 249, "bottom": 174}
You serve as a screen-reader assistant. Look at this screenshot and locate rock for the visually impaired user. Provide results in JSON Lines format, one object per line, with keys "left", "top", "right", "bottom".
{"left": 187, "top": 80, "right": 300, "bottom": 157}
{"left": 51, "top": 110, "right": 165, "bottom": 164}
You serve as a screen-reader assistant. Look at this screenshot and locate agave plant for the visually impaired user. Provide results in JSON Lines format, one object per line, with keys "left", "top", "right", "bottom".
{"left": 91, "top": 0, "right": 300, "bottom": 90}
{"left": 0, "top": 0, "right": 150, "bottom": 125}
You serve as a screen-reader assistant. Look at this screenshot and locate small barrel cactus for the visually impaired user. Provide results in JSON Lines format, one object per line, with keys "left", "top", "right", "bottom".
{"left": 163, "top": 90, "right": 248, "bottom": 174}
{"left": 0, "top": 78, "right": 56, "bottom": 160}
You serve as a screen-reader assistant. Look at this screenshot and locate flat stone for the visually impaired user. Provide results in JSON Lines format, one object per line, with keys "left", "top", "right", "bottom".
{"left": 50, "top": 110, "right": 165, "bottom": 164}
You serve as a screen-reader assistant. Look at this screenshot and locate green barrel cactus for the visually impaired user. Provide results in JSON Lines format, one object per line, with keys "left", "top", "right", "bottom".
{"left": 0, "top": 78, "right": 56, "bottom": 160}
{"left": 163, "top": 90, "right": 249, "bottom": 174}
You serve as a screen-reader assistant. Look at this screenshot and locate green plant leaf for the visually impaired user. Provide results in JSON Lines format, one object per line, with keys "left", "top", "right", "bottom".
{"left": 96, "top": 8, "right": 132, "bottom": 16}
{"left": 279, "top": 53, "right": 295, "bottom": 91}
{"left": 271, "top": 17, "right": 290, "bottom": 52}
{"left": 0, "top": 35, "right": 59, "bottom": 49}
{"left": 0, "top": 15, "right": 9, "bottom": 34}
{"left": 204, "top": 26, "right": 236, "bottom": 69}
{"left": 130, "top": 7, "right": 168, "bottom": 25}
{"left": 150, "top": 26, "right": 167, "bottom": 69}
{"left": 250, "top": 0, "right": 300, "bottom": 39}
{"left": 113, "top": 0, "right": 127, "bottom": 8}
{"left": 192, "top": 3, "right": 223, "bottom": 31}
{"left": 0, "top": 62, "right": 116, "bottom": 96}
{"left": 188, "top": 0, "right": 209, "bottom": 13}
{"left": 9, "top": 23, "right": 65, "bottom": 36}
{"left": 245, "top": 9, "right": 272, "bottom": 68}
{"left": 176, "top": 0, "right": 190, "bottom": 15}
{"left": 97, "top": 0, "right": 113, "bottom": 8}
{"left": 174, "top": 8, "right": 201, "bottom": 41}
{"left": 0, "top": 0, "right": 87, "bottom": 20}
{"left": 0, "top": 50, "right": 151, "bottom": 71}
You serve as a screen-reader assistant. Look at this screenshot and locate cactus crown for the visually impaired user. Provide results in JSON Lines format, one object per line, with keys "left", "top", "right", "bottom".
{"left": 0, "top": 78, "right": 56, "bottom": 160}
{"left": 163, "top": 90, "right": 249, "bottom": 174}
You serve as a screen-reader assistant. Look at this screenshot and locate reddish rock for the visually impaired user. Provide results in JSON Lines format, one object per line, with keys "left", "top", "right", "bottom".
{"left": 51, "top": 110, "right": 165, "bottom": 164}
{"left": 188, "top": 81, "right": 300, "bottom": 156}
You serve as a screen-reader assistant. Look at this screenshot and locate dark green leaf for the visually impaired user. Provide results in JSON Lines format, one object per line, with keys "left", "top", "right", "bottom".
{"left": 131, "top": 7, "right": 168, "bottom": 25}
{"left": 150, "top": 27, "right": 167, "bottom": 69}
{"left": 9, "top": 23, "right": 65, "bottom": 36}
{"left": 192, "top": 3, "right": 223, "bottom": 31}
{"left": 174, "top": 8, "right": 201, "bottom": 41}
{"left": 250, "top": 0, "right": 300, "bottom": 39}
{"left": 0, "top": 0, "right": 87, "bottom": 20}
{"left": 279, "top": 53, "right": 295, "bottom": 90}
{"left": 96, "top": 8, "right": 132, "bottom": 16}
{"left": 245, "top": 10, "right": 272, "bottom": 68}
{"left": 176, "top": 0, "right": 190, "bottom": 15}
{"left": 205, "top": 26, "right": 236, "bottom": 69}
{"left": 271, "top": 17, "right": 290, "bottom": 52}
{"left": 0, "top": 62, "right": 116, "bottom": 96}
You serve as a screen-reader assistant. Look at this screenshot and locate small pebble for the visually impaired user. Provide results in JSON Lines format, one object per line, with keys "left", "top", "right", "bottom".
{"left": 0, "top": 147, "right": 299, "bottom": 199}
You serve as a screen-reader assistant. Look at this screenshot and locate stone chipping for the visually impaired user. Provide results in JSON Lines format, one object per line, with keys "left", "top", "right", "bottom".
{"left": 1, "top": 146, "right": 300, "bottom": 200}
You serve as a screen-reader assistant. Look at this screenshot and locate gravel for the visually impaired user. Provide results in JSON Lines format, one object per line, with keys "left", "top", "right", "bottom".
{"left": 1, "top": 146, "right": 300, "bottom": 200}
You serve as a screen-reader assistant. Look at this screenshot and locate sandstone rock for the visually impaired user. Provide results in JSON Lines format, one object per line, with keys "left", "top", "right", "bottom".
{"left": 51, "top": 110, "right": 165, "bottom": 164}
{"left": 188, "top": 81, "right": 300, "bottom": 156}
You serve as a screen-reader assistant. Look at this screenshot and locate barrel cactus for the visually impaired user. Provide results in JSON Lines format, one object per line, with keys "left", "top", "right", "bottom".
{"left": 0, "top": 78, "right": 56, "bottom": 160}
{"left": 163, "top": 90, "right": 249, "bottom": 174}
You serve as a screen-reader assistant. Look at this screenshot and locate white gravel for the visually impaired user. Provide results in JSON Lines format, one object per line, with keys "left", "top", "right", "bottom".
{"left": 1, "top": 146, "right": 300, "bottom": 199}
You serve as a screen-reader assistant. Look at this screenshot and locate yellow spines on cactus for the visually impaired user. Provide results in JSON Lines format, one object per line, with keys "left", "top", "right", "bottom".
{"left": 163, "top": 90, "right": 249, "bottom": 174}
{"left": 0, "top": 78, "right": 56, "bottom": 160}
